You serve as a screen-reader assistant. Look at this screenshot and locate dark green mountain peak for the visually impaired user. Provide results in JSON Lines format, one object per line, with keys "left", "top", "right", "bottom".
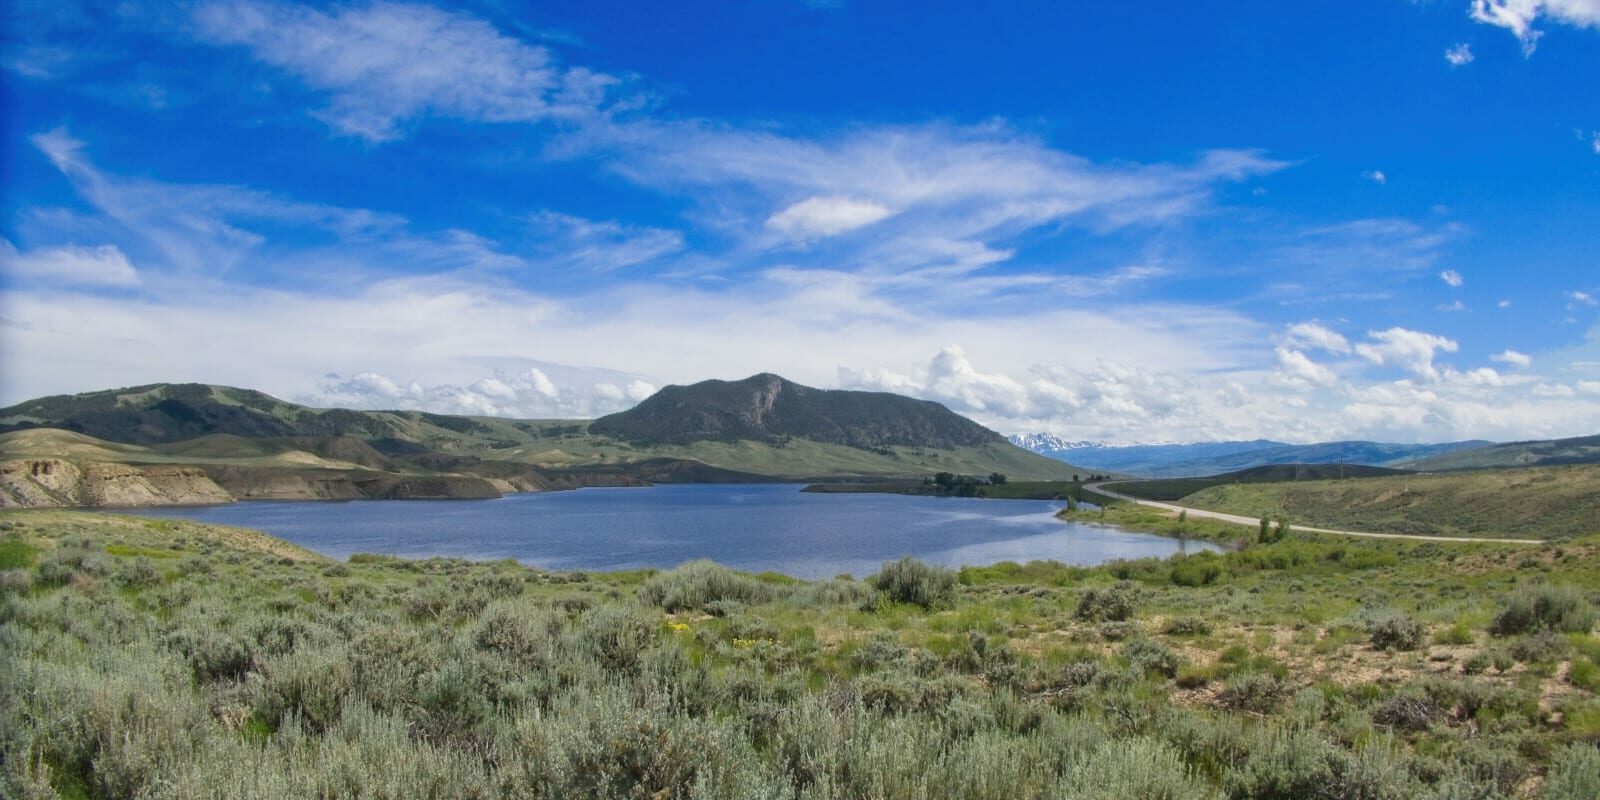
{"left": 589, "top": 373, "right": 1003, "bottom": 449}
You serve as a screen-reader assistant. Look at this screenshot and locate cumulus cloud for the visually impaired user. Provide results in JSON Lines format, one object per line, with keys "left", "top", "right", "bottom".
{"left": 1445, "top": 43, "right": 1475, "bottom": 65}
{"left": 1355, "top": 327, "right": 1460, "bottom": 380}
{"left": 1470, "top": 0, "right": 1600, "bottom": 54}
{"left": 307, "top": 366, "right": 654, "bottom": 418}
{"left": 1, "top": 241, "right": 140, "bottom": 287}
{"left": 1491, "top": 349, "right": 1533, "bottom": 367}
{"left": 1274, "top": 347, "right": 1340, "bottom": 389}
{"left": 766, "top": 196, "right": 894, "bottom": 239}
{"left": 1284, "top": 322, "right": 1352, "bottom": 354}
{"left": 191, "top": 0, "right": 619, "bottom": 141}
{"left": 1439, "top": 269, "right": 1464, "bottom": 287}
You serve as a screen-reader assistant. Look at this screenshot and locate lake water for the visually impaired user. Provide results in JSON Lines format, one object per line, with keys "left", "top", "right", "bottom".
{"left": 130, "top": 484, "right": 1217, "bottom": 579}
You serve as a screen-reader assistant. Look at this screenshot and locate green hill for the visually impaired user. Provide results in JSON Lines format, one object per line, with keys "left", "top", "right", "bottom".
{"left": 1101, "top": 463, "right": 1410, "bottom": 501}
{"left": 1176, "top": 464, "right": 1600, "bottom": 540}
{"left": 0, "top": 378, "right": 1081, "bottom": 506}
{"left": 590, "top": 373, "right": 1001, "bottom": 449}
{"left": 1401, "top": 433, "right": 1600, "bottom": 471}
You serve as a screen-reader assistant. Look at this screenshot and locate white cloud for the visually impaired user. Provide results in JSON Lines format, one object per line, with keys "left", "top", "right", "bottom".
{"left": 1354, "top": 327, "right": 1460, "bottom": 380}
{"left": 1437, "top": 300, "right": 1468, "bottom": 312}
{"left": 191, "top": 0, "right": 619, "bottom": 141}
{"left": 1284, "top": 322, "right": 1352, "bottom": 354}
{"left": 766, "top": 196, "right": 894, "bottom": 239}
{"left": 1499, "top": 299, "right": 1513, "bottom": 308}
{"left": 1274, "top": 347, "right": 1340, "bottom": 389}
{"left": 1569, "top": 290, "right": 1598, "bottom": 307}
{"left": 1445, "top": 43, "right": 1476, "bottom": 65}
{"left": 1440, "top": 269, "right": 1464, "bottom": 287}
{"left": 305, "top": 364, "right": 653, "bottom": 418}
{"left": 2, "top": 241, "right": 140, "bottom": 287}
{"left": 1470, "top": 0, "right": 1600, "bottom": 54}
{"left": 1491, "top": 349, "right": 1533, "bottom": 367}
{"left": 1592, "top": 131, "right": 1600, "bottom": 154}
{"left": 1363, "top": 170, "right": 1387, "bottom": 185}
{"left": 1579, "top": 380, "right": 1600, "bottom": 395}
{"left": 526, "top": 211, "right": 683, "bottom": 272}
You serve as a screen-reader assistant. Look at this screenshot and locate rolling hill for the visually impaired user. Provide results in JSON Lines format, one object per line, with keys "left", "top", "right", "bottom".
{"left": 1399, "top": 433, "right": 1600, "bottom": 471}
{"left": 0, "top": 377, "right": 1081, "bottom": 507}
{"left": 591, "top": 373, "right": 1001, "bottom": 449}
{"left": 1011, "top": 435, "right": 1492, "bottom": 478}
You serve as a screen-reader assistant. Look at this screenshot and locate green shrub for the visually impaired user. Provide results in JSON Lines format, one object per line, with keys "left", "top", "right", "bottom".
{"left": 1369, "top": 613, "right": 1426, "bottom": 652}
{"left": 1170, "top": 554, "right": 1224, "bottom": 587}
{"left": 1542, "top": 743, "right": 1600, "bottom": 800}
{"left": 1569, "top": 659, "right": 1600, "bottom": 692}
{"left": 870, "top": 557, "right": 957, "bottom": 609}
{"left": 1122, "top": 638, "right": 1181, "bottom": 679}
{"left": 1218, "top": 672, "right": 1290, "bottom": 714}
{"left": 638, "top": 560, "right": 777, "bottom": 612}
{"left": 1433, "top": 621, "right": 1475, "bottom": 646}
{"left": 1491, "top": 584, "right": 1596, "bottom": 637}
{"left": 1163, "top": 616, "right": 1213, "bottom": 636}
{"left": 1061, "top": 737, "right": 1215, "bottom": 800}
{"left": 1509, "top": 631, "right": 1570, "bottom": 664}
{"left": 1076, "top": 581, "right": 1140, "bottom": 622}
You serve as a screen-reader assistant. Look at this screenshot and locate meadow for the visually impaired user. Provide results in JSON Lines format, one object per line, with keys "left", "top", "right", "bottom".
{"left": 1173, "top": 465, "right": 1600, "bottom": 541}
{"left": 2, "top": 508, "right": 1599, "bottom": 799}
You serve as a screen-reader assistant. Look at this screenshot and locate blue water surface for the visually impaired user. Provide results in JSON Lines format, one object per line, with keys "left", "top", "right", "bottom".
{"left": 131, "top": 484, "right": 1216, "bottom": 579}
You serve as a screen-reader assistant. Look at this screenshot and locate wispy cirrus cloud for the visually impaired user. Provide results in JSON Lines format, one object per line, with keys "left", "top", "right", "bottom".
{"left": 1, "top": 240, "right": 140, "bottom": 287}
{"left": 191, "top": 0, "right": 623, "bottom": 141}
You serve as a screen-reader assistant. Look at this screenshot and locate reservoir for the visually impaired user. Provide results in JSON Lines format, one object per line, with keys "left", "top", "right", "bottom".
{"left": 130, "top": 483, "right": 1218, "bottom": 579}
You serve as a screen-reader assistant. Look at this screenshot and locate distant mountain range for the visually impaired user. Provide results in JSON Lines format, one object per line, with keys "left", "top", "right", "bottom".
{"left": 1008, "top": 434, "right": 1493, "bottom": 478}
{"left": 0, "top": 377, "right": 1078, "bottom": 508}
{"left": 1402, "top": 434, "right": 1600, "bottom": 471}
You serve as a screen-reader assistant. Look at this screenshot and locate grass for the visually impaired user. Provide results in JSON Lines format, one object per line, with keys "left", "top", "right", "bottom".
{"left": 1174, "top": 464, "right": 1600, "bottom": 540}
{"left": 2, "top": 507, "right": 1598, "bottom": 798}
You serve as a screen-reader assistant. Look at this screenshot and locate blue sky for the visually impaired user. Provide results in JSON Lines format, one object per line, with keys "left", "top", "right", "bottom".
{"left": 2, "top": 0, "right": 1598, "bottom": 443}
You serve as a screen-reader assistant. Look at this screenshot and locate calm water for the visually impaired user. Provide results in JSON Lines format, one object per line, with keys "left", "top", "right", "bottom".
{"left": 130, "top": 484, "right": 1216, "bottom": 579}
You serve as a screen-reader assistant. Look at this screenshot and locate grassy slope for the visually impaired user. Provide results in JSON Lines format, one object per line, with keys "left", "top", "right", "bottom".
{"left": 1177, "top": 464, "right": 1600, "bottom": 540}
{"left": 3, "top": 510, "right": 1599, "bottom": 798}
{"left": 1402, "top": 434, "right": 1600, "bottom": 471}
{"left": 0, "top": 429, "right": 390, "bottom": 471}
{"left": 3, "top": 424, "right": 1074, "bottom": 482}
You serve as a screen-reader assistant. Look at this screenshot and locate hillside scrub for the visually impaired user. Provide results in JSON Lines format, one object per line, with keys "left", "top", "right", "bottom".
{"left": 2, "top": 509, "right": 1599, "bottom": 799}
{"left": 1176, "top": 464, "right": 1600, "bottom": 541}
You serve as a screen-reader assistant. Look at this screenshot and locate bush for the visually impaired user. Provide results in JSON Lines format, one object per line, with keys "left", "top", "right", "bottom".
{"left": 1372, "top": 694, "right": 1444, "bottom": 732}
{"left": 638, "top": 560, "right": 776, "bottom": 612}
{"left": 1076, "top": 582, "right": 1140, "bottom": 622}
{"left": 1490, "top": 584, "right": 1596, "bottom": 637}
{"left": 1508, "top": 631, "right": 1569, "bottom": 664}
{"left": 1122, "top": 638, "right": 1181, "bottom": 679}
{"left": 1170, "top": 555, "right": 1223, "bottom": 587}
{"left": 870, "top": 557, "right": 957, "bottom": 609}
{"left": 1542, "top": 743, "right": 1600, "bottom": 800}
{"left": 1218, "top": 672, "right": 1290, "bottom": 714}
{"left": 1163, "top": 616, "right": 1213, "bottom": 636}
{"left": 1369, "top": 613, "right": 1426, "bottom": 652}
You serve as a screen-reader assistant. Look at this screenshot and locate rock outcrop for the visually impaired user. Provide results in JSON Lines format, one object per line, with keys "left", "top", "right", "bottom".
{"left": 0, "top": 459, "right": 234, "bottom": 508}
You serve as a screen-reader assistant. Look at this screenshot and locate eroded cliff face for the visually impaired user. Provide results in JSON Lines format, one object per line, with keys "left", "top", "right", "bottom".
{"left": 0, "top": 459, "right": 234, "bottom": 508}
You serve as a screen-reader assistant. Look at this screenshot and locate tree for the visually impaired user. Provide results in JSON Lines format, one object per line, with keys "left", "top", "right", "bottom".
{"left": 989, "top": 472, "right": 1007, "bottom": 485}
{"left": 1258, "top": 515, "right": 1270, "bottom": 543}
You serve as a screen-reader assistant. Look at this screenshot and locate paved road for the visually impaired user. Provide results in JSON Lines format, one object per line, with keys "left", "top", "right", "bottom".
{"left": 1084, "top": 483, "right": 1546, "bottom": 546}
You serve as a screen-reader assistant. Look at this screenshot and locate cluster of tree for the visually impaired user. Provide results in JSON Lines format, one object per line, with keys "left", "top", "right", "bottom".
{"left": 922, "top": 472, "right": 1006, "bottom": 497}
